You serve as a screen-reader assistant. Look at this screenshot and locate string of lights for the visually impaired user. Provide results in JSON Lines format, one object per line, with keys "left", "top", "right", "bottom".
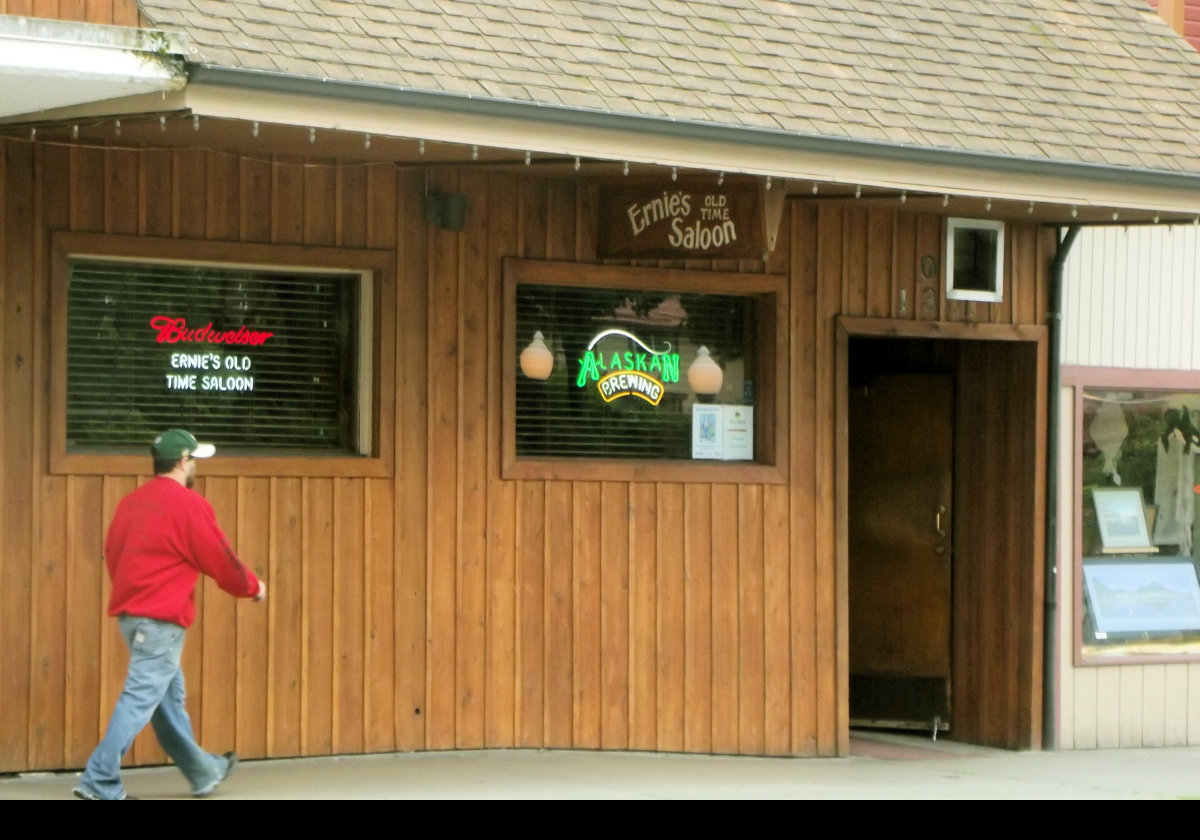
{"left": 3, "top": 111, "right": 1198, "bottom": 224}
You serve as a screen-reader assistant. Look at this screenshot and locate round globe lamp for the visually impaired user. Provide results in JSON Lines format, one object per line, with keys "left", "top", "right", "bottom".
{"left": 687, "top": 346, "right": 723, "bottom": 396}
{"left": 520, "top": 331, "right": 554, "bottom": 380}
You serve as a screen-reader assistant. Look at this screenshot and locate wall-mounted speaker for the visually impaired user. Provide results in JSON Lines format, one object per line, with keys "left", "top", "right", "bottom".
{"left": 425, "top": 192, "right": 467, "bottom": 231}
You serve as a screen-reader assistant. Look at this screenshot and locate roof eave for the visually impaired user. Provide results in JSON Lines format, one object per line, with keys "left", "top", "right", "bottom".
{"left": 183, "top": 64, "right": 1200, "bottom": 217}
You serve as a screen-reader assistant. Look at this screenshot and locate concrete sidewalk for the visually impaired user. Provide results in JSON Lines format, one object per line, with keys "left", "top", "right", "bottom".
{"left": 4, "top": 731, "right": 1200, "bottom": 799}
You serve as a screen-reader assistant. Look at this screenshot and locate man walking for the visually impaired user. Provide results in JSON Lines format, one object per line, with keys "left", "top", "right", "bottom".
{"left": 74, "top": 429, "right": 266, "bottom": 800}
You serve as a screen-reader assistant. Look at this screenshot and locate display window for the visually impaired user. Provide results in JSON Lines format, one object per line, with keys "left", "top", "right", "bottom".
{"left": 1072, "top": 371, "right": 1200, "bottom": 662}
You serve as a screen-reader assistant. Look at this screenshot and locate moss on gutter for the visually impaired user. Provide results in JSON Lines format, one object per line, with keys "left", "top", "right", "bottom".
{"left": 134, "top": 29, "right": 187, "bottom": 78}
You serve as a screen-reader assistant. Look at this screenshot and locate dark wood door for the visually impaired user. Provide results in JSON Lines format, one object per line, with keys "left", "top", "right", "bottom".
{"left": 848, "top": 372, "right": 953, "bottom": 731}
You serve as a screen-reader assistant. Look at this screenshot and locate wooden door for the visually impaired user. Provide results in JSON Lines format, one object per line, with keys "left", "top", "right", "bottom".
{"left": 848, "top": 372, "right": 954, "bottom": 731}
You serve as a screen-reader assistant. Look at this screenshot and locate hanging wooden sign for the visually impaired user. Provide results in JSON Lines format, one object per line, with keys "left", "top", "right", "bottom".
{"left": 596, "top": 177, "right": 765, "bottom": 259}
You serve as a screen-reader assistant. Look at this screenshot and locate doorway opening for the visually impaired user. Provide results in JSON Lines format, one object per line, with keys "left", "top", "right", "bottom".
{"left": 848, "top": 338, "right": 955, "bottom": 738}
{"left": 838, "top": 320, "right": 1046, "bottom": 751}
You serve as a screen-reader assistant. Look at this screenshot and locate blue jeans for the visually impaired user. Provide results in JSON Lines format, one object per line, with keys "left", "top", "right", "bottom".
{"left": 77, "top": 615, "right": 229, "bottom": 799}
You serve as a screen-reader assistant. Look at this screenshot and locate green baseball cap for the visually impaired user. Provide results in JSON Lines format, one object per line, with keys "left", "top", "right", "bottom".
{"left": 151, "top": 428, "right": 216, "bottom": 460}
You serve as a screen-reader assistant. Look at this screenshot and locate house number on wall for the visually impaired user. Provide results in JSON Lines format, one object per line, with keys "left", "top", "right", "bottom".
{"left": 920, "top": 255, "right": 938, "bottom": 280}
{"left": 920, "top": 255, "right": 939, "bottom": 315}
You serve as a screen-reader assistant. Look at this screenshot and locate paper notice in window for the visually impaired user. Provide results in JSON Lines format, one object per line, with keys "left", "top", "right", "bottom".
{"left": 692, "top": 403, "right": 723, "bottom": 459}
{"left": 722, "top": 405, "right": 753, "bottom": 460}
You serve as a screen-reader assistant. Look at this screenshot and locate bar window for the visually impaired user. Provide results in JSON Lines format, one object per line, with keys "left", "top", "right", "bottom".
{"left": 50, "top": 232, "right": 395, "bottom": 477}
{"left": 66, "top": 259, "right": 362, "bottom": 453}
{"left": 502, "top": 259, "right": 785, "bottom": 483}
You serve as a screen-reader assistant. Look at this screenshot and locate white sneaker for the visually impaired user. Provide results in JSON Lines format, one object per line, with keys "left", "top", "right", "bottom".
{"left": 73, "top": 787, "right": 132, "bottom": 800}
{"left": 195, "top": 751, "right": 238, "bottom": 797}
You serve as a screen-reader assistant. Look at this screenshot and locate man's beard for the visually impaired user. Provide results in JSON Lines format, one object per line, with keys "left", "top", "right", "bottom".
{"left": 185, "top": 473, "right": 195, "bottom": 489}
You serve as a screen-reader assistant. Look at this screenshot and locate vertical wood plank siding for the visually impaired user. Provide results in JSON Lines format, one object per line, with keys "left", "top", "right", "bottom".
{"left": 0, "top": 0, "right": 144, "bottom": 26}
{"left": 0, "top": 137, "right": 1052, "bottom": 770}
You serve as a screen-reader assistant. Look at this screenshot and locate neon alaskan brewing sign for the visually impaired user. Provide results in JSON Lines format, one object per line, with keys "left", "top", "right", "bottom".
{"left": 575, "top": 328, "right": 679, "bottom": 405}
{"left": 150, "top": 315, "right": 274, "bottom": 393}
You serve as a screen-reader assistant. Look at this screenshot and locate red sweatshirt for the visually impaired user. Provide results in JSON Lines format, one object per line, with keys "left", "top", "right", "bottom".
{"left": 104, "top": 476, "right": 261, "bottom": 628}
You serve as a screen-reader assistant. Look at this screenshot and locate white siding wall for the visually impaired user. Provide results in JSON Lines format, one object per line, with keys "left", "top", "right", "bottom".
{"left": 1058, "top": 224, "right": 1200, "bottom": 749}
{"left": 1062, "top": 225, "right": 1200, "bottom": 369}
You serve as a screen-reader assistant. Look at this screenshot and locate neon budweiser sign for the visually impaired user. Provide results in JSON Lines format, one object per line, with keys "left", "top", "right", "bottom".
{"left": 149, "top": 315, "right": 274, "bottom": 346}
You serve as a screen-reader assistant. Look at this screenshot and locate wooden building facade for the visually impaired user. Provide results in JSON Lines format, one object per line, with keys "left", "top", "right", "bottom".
{"left": 6, "top": 0, "right": 1200, "bottom": 775}
{"left": 0, "top": 135, "right": 1057, "bottom": 771}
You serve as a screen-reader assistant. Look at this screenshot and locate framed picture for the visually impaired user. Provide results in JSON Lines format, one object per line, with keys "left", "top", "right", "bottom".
{"left": 1083, "top": 561, "right": 1200, "bottom": 635}
{"left": 1092, "top": 487, "right": 1155, "bottom": 552}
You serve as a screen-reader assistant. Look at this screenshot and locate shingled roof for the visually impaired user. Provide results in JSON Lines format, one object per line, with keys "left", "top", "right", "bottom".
{"left": 134, "top": 0, "right": 1200, "bottom": 178}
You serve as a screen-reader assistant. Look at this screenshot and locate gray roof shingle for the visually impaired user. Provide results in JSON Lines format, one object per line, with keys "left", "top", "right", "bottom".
{"left": 135, "top": 0, "right": 1200, "bottom": 176}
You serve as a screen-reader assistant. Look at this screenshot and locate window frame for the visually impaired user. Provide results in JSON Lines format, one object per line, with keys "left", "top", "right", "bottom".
{"left": 50, "top": 231, "right": 395, "bottom": 478}
{"left": 1063, "top": 365, "right": 1200, "bottom": 665}
{"left": 945, "top": 217, "right": 1005, "bottom": 303}
{"left": 501, "top": 258, "right": 787, "bottom": 483}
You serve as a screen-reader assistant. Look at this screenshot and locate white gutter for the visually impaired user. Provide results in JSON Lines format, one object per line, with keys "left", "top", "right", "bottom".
{"left": 0, "top": 15, "right": 187, "bottom": 120}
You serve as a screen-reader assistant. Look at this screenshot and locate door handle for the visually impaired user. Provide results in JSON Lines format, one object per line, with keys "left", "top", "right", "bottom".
{"left": 935, "top": 505, "right": 947, "bottom": 538}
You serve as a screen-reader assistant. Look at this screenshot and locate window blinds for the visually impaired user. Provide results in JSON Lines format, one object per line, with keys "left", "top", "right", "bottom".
{"left": 66, "top": 259, "right": 360, "bottom": 454}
